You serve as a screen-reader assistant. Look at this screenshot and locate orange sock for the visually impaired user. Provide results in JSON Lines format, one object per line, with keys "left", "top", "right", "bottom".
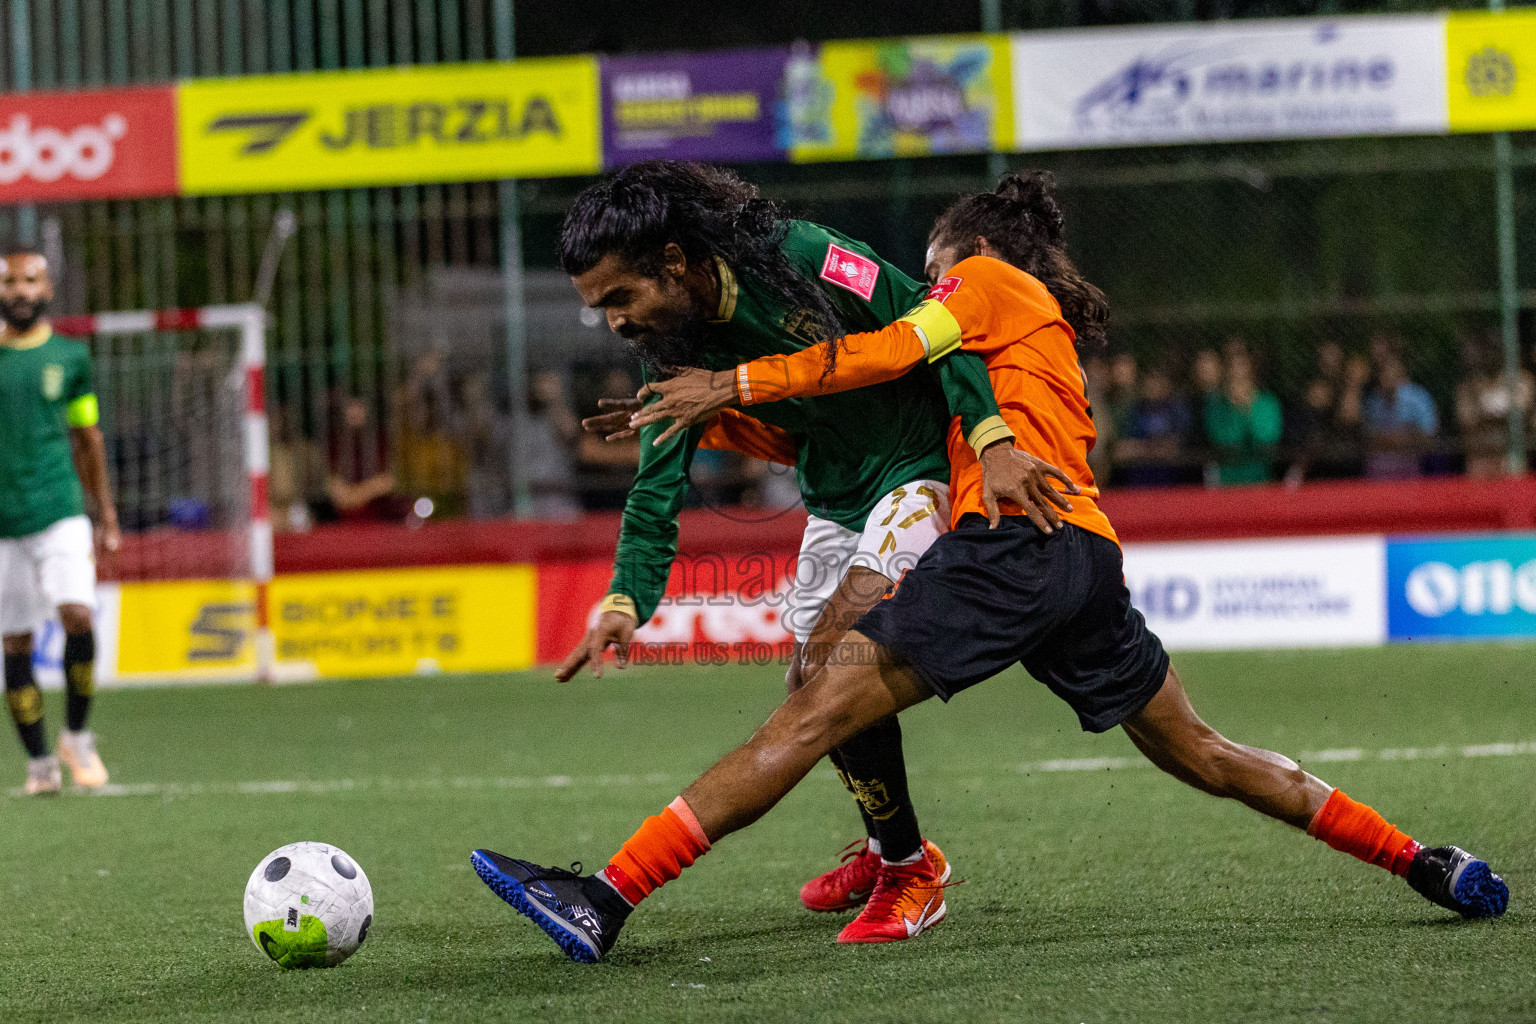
{"left": 1307, "top": 788, "right": 1421, "bottom": 877}
{"left": 602, "top": 796, "right": 712, "bottom": 906}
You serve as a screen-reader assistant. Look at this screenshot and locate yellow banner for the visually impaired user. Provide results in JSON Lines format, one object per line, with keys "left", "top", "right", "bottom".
{"left": 790, "top": 35, "right": 1012, "bottom": 163}
{"left": 177, "top": 57, "right": 600, "bottom": 195}
{"left": 116, "top": 579, "right": 257, "bottom": 680}
{"left": 269, "top": 564, "right": 536, "bottom": 679}
{"left": 1448, "top": 10, "right": 1536, "bottom": 133}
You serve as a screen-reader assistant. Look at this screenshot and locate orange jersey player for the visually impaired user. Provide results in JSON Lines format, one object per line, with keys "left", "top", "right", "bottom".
{"left": 473, "top": 173, "right": 1505, "bottom": 965}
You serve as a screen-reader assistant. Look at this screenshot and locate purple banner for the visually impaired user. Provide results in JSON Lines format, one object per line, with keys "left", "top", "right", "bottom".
{"left": 601, "top": 49, "right": 790, "bottom": 167}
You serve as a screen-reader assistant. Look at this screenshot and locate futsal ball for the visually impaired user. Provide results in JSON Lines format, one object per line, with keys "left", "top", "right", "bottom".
{"left": 243, "top": 842, "right": 374, "bottom": 969}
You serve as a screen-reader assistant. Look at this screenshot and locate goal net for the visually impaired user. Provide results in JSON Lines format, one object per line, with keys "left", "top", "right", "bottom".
{"left": 48, "top": 303, "right": 273, "bottom": 684}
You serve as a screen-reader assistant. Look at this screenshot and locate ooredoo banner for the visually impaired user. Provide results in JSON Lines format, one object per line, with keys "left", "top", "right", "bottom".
{"left": 1387, "top": 533, "right": 1536, "bottom": 641}
{"left": 1121, "top": 535, "right": 1387, "bottom": 650}
{"left": 1011, "top": 15, "right": 1448, "bottom": 151}
{"left": 0, "top": 86, "right": 177, "bottom": 202}
{"left": 602, "top": 49, "right": 791, "bottom": 166}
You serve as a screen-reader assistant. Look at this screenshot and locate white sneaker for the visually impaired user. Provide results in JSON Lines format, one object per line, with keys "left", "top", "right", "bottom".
{"left": 58, "top": 730, "right": 108, "bottom": 789}
{"left": 24, "top": 754, "right": 61, "bottom": 795}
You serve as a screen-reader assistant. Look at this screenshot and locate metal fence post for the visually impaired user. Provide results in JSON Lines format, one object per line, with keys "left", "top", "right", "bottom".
{"left": 9, "top": 0, "right": 34, "bottom": 244}
{"left": 494, "top": 0, "right": 531, "bottom": 517}
{"left": 981, "top": 0, "right": 1007, "bottom": 183}
{"left": 1489, "top": 0, "right": 1525, "bottom": 474}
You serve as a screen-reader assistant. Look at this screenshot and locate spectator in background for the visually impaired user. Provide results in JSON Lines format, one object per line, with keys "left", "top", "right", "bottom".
{"left": 459, "top": 371, "right": 514, "bottom": 519}
{"left": 397, "top": 350, "right": 466, "bottom": 518}
{"left": 1203, "top": 345, "right": 1282, "bottom": 486}
{"left": 577, "top": 367, "right": 642, "bottom": 510}
{"left": 1284, "top": 341, "right": 1365, "bottom": 485}
{"left": 1455, "top": 331, "right": 1532, "bottom": 479}
{"left": 1081, "top": 353, "right": 1113, "bottom": 482}
{"left": 1192, "top": 347, "right": 1223, "bottom": 405}
{"left": 267, "top": 405, "right": 328, "bottom": 532}
{"left": 1114, "top": 362, "right": 1193, "bottom": 487}
{"left": 1362, "top": 355, "right": 1438, "bottom": 479}
{"left": 520, "top": 371, "right": 582, "bottom": 521}
{"left": 326, "top": 395, "right": 409, "bottom": 521}
{"left": 1104, "top": 352, "right": 1139, "bottom": 449}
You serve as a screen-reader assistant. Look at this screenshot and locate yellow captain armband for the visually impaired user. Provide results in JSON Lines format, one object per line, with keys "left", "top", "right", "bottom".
{"left": 967, "top": 415, "right": 1015, "bottom": 456}
{"left": 897, "top": 300, "right": 964, "bottom": 362}
{"left": 65, "top": 393, "right": 99, "bottom": 428}
{"left": 598, "top": 593, "right": 639, "bottom": 620}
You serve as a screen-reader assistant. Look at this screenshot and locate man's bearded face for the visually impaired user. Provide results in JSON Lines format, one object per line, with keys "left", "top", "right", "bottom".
{"left": 0, "top": 253, "right": 53, "bottom": 332}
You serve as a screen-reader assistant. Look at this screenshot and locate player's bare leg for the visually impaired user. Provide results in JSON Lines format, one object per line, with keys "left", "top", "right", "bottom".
{"left": 1122, "top": 666, "right": 1507, "bottom": 918}
{"left": 471, "top": 632, "right": 933, "bottom": 961}
{"left": 4, "top": 630, "right": 59, "bottom": 795}
{"left": 795, "top": 567, "right": 950, "bottom": 931}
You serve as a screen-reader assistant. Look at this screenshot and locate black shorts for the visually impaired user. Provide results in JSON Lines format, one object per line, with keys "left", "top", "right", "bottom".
{"left": 856, "top": 516, "right": 1169, "bottom": 733}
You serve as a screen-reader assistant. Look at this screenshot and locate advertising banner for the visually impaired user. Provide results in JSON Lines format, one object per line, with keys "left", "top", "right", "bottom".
{"left": 602, "top": 49, "right": 790, "bottom": 166}
{"left": 1447, "top": 10, "right": 1536, "bottom": 133}
{"left": 116, "top": 579, "right": 257, "bottom": 682}
{"left": 0, "top": 87, "right": 177, "bottom": 203}
{"left": 791, "top": 34, "right": 1012, "bottom": 161}
{"left": 1121, "top": 536, "right": 1387, "bottom": 650}
{"left": 1011, "top": 15, "right": 1447, "bottom": 151}
{"left": 1386, "top": 533, "right": 1536, "bottom": 641}
{"left": 176, "top": 57, "right": 600, "bottom": 195}
{"left": 537, "top": 555, "right": 798, "bottom": 666}
{"left": 270, "top": 565, "right": 536, "bottom": 678}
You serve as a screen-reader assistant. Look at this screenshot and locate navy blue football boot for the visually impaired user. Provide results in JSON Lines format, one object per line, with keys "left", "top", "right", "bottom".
{"left": 1406, "top": 845, "right": 1509, "bottom": 919}
{"left": 472, "top": 849, "right": 631, "bottom": 963}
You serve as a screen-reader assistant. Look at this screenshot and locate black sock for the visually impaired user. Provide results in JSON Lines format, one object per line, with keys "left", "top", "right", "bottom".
{"left": 831, "top": 716, "right": 922, "bottom": 863}
{"left": 63, "top": 631, "right": 95, "bottom": 732}
{"left": 4, "top": 651, "right": 48, "bottom": 757}
{"left": 828, "top": 745, "right": 880, "bottom": 842}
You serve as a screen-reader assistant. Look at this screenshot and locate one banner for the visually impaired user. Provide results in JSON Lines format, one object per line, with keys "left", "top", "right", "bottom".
{"left": 1447, "top": 10, "right": 1536, "bottom": 133}
{"left": 1387, "top": 533, "right": 1536, "bottom": 641}
{"left": 602, "top": 49, "right": 790, "bottom": 166}
{"left": 1121, "top": 536, "right": 1387, "bottom": 650}
{"left": 0, "top": 87, "right": 177, "bottom": 202}
{"left": 115, "top": 579, "right": 258, "bottom": 682}
{"left": 176, "top": 57, "right": 600, "bottom": 195}
{"left": 1011, "top": 15, "right": 1448, "bottom": 151}
{"left": 270, "top": 565, "right": 536, "bottom": 678}
{"left": 791, "top": 34, "right": 1012, "bottom": 161}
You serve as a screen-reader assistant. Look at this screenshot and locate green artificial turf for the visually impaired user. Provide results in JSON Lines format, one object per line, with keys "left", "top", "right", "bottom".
{"left": 2, "top": 643, "right": 1534, "bottom": 1023}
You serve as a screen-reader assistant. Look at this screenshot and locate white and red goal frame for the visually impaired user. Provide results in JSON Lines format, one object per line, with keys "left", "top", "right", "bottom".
{"left": 53, "top": 302, "right": 274, "bottom": 682}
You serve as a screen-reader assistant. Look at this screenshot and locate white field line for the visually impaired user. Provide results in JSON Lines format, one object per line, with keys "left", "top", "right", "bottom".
{"left": 8, "top": 741, "right": 1535, "bottom": 800}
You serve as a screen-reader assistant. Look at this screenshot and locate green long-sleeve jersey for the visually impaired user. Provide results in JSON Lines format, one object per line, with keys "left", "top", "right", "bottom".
{"left": 601, "top": 220, "right": 1009, "bottom": 625}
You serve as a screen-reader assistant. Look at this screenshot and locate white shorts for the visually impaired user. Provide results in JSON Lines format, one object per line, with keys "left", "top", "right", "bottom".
{"left": 0, "top": 515, "right": 97, "bottom": 635}
{"left": 784, "top": 480, "right": 951, "bottom": 643}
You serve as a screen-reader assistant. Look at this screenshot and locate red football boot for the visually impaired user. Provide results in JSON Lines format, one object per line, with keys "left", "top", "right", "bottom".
{"left": 800, "top": 839, "right": 882, "bottom": 913}
{"left": 836, "top": 841, "right": 952, "bottom": 944}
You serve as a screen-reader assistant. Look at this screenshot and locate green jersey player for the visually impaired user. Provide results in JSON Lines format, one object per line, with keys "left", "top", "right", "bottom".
{"left": 0, "top": 249, "right": 119, "bottom": 794}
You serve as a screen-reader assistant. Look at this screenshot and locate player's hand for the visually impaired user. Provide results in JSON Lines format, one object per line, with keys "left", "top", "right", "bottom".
{"left": 630, "top": 368, "right": 738, "bottom": 446}
{"left": 555, "top": 611, "right": 638, "bottom": 681}
{"left": 979, "top": 442, "right": 1080, "bottom": 533}
{"left": 581, "top": 398, "right": 643, "bottom": 442}
{"left": 94, "top": 511, "right": 122, "bottom": 555}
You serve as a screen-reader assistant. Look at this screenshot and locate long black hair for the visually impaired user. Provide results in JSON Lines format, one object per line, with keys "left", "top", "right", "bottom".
{"left": 558, "top": 160, "right": 847, "bottom": 369}
{"left": 930, "top": 171, "right": 1108, "bottom": 351}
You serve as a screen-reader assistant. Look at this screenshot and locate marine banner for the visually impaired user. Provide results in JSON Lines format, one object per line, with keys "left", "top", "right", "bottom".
{"left": 790, "top": 34, "right": 1012, "bottom": 162}
{"left": 1447, "top": 10, "right": 1536, "bottom": 133}
{"left": 175, "top": 57, "right": 600, "bottom": 195}
{"left": 601, "top": 49, "right": 791, "bottom": 166}
{"left": 1011, "top": 15, "right": 1448, "bottom": 151}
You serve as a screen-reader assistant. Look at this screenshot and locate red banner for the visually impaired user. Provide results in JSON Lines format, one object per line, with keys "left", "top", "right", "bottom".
{"left": 0, "top": 87, "right": 177, "bottom": 202}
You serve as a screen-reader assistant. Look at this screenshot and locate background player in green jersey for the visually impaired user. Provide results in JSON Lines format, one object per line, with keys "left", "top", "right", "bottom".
{"left": 514, "top": 161, "right": 1070, "bottom": 942}
{"left": 0, "top": 249, "right": 118, "bottom": 795}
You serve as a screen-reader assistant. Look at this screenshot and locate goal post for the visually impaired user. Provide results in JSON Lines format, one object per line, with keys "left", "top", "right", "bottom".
{"left": 53, "top": 303, "right": 274, "bottom": 683}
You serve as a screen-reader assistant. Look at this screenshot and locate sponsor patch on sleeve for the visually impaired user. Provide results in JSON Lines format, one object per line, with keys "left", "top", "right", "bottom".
{"left": 819, "top": 243, "right": 880, "bottom": 301}
{"left": 925, "top": 276, "right": 962, "bottom": 304}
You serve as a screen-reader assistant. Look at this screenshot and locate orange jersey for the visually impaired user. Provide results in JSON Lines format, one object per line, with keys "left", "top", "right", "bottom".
{"left": 736, "top": 255, "right": 1116, "bottom": 545}
{"left": 698, "top": 407, "right": 796, "bottom": 466}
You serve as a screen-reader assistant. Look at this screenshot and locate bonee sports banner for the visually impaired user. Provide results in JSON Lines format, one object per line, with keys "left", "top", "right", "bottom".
{"left": 1012, "top": 15, "right": 1448, "bottom": 151}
